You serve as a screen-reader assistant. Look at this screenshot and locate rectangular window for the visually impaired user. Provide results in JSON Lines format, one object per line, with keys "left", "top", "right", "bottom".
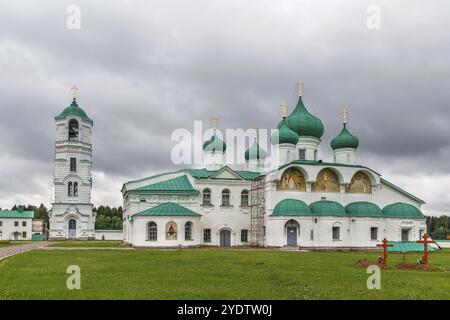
{"left": 14, "top": 221, "right": 19, "bottom": 227}
{"left": 332, "top": 226, "right": 340, "bottom": 240}
{"left": 0, "top": 221, "right": 2, "bottom": 227}
{"left": 310, "top": 229, "right": 314, "bottom": 240}
{"left": 314, "top": 150, "right": 318, "bottom": 161}
{"left": 22, "top": 221, "right": 26, "bottom": 227}
{"left": 203, "top": 229, "right": 211, "bottom": 243}
{"left": 70, "top": 158, "right": 77, "bottom": 172}
{"left": 22, "top": 232, "right": 27, "bottom": 238}
{"left": 401, "top": 229, "right": 409, "bottom": 241}
{"left": 241, "top": 229, "right": 248, "bottom": 243}
{"left": 299, "top": 149, "right": 306, "bottom": 160}
{"left": 371, "top": 227, "right": 378, "bottom": 240}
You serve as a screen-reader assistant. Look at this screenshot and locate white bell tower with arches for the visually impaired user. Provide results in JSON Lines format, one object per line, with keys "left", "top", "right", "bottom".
{"left": 49, "top": 86, "right": 95, "bottom": 240}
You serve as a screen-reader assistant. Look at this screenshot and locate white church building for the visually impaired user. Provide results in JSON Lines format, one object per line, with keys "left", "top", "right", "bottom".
{"left": 121, "top": 85, "right": 427, "bottom": 248}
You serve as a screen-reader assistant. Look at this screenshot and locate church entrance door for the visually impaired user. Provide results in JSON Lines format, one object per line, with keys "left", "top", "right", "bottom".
{"left": 220, "top": 229, "right": 231, "bottom": 247}
{"left": 287, "top": 227, "right": 297, "bottom": 245}
{"left": 68, "top": 219, "right": 77, "bottom": 239}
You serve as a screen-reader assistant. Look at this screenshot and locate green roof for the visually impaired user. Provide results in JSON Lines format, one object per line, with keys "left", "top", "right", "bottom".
{"left": 382, "top": 202, "right": 425, "bottom": 219}
{"left": 310, "top": 200, "right": 346, "bottom": 216}
{"left": 179, "top": 168, "right": 261, "bottom": 181}
{"left": 55, "top": 98, "right": 93, "bottom": 124}
{"left": 387, "top": 241, "right": 436, "bottom": 252}
{"left": 0, "top": 210, "right": 34, "bottom": 219}
{"left": 345, "top": 202, "right": 383, "bottom": 218}
{"left": 285, "top": 96, "right": 324, "bottom": 138}
{"left": 245, "top": 140, "right": 268, "bottom": 160}
{"left": 330, "top": 124, "right": 359, "bottom": 150}
{"left": 271, "top": 118, "right": 300, "bottom": 145}
{"left": 272, "top": 199, "right": 311, "bottom": 216}
{"left": 133, "top": 202, "right": 201, "bottom": 217}
{"left": 129, "top": 175, "right": 199, "bottom": 194}
{"left": 203, "top": 132, "right": 226, "bottom": 152}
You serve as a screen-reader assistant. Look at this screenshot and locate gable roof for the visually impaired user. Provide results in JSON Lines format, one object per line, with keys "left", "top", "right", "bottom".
{"left": 133, "top": 202, "right": 201, "bottom": 217}
{"left": 180, "top": 167, "right": 261, "bottom": 181}
{"left": 0, "top": 210, "right": 34, "bottom": 219}
{"left": 129, "top": 175, "right": 199, "bottom": 195}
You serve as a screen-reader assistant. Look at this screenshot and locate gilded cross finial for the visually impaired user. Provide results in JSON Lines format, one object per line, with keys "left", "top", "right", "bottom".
{"left": 341, "top": 107, "right": 348, "bottom": 125}
{"left": 251, "top": 124, "right": 258, "bottom": 139}
{"left": 297, "top": 80, "right": 303, "bottom": 97}
{"left": 211, "top": 117, "right": 218, "bottom": 130}
{"left": 71, "top": 85, "right": 79, "bottom": 100}
{"left": 280, "top": 100, "right": 288, "bottom": 118}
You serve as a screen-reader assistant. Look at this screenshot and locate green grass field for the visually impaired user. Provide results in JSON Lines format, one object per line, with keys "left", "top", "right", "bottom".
{"left": 48, "top": 240, "right": 125, "bottom": 248}
{"left": 0, "top": 249, "right": 449, "bottom": 299}
{"left": 0, "top": 241, "right": 31, "bottom": 248}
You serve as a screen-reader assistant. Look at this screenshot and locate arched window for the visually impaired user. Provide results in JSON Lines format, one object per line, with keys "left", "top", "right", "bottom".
{"left": 241, "top": 190, "right": 249, "bottom": 207}
{"left": 202, "top": 188, "right": 211, "bottom": 206}
{"left": 185, "top": 221, "right": 193, "bottom": 241}
{"left": 222, "top": 189, "right": 230, "bottom": 206}
{"left": 146, "top": 222, "right": 157, "bottom": 241}
{"left": 68, "top": 119, "right": 79, "bottom": 141}
{"left": 68, "top": 182, "right": 73, "bottom": 196}
{"left": 73, "top": 182, "right": 78, "bottom": 196}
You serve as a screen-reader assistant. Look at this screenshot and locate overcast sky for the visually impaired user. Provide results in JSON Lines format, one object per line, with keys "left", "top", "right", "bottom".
{"left": 0, "top": 0, "right": 449, "bottom": 215}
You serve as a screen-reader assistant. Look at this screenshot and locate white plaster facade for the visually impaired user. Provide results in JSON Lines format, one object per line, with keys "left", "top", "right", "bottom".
{"left": 0, "top": 212, "right": 33, "bottom": 241}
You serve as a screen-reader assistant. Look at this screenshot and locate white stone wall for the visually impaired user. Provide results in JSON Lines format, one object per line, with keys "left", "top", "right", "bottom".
{"left": 0, "top": 218, "right": 33, "bottom": 240}
{"left": 95, "top": 231, "right": 124, "bottom": 240}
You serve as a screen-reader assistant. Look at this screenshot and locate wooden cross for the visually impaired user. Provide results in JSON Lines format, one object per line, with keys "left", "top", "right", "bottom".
{"left": 416, "top": 233, "right": 436, "bottom": 264}
{"left": 341, "top": 107, "right": 348, "bottom": 124}
{"left": 71, "top": 85, "right": 78, "bottom": 99}
{"left": 376, "top": 238, "right": 393, "bottom": 266}
{"left": 297, "top": 80, "right": 303, "bottom": 97}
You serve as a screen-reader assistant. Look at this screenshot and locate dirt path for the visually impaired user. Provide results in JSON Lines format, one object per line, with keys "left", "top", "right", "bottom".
{"left": 0, "top": 242, "right": 53, "bottom": 260}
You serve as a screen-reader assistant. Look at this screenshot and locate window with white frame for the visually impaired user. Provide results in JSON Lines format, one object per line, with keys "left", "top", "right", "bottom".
{"left": 185, "top": 221, "right": 193, "bottom": 240}
{"left": 332, "top": 226, "right": 340, "bottom": 240}
{"left": 240, "top": 190, "right": 249, "bottom": 207}
{"left": 299, "top": 149, "right": 306, "bottom": 160}
{"left": 202, "top": 188, "right": 211, "bottom": 206}
{"left": 371, "top": 227, "right": 378, "bottom": 240}
{"left": 241, "top": 229, "right": 248, "bottom": 243}
{"left": 222, "top": 189, "right": 230, "bottom": 206}
{"left": 146, "top": 222, "right": 157, "bottom": 241}
{"left": 203, "top": 229, "right": 211, "bottom": 243}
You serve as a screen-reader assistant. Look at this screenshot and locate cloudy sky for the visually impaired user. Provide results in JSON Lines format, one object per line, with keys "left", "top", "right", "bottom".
{"left": 0, "top": 0, "right": 449, "bottom": 215}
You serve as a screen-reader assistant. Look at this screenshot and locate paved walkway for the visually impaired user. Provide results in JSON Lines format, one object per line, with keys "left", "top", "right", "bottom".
{"left": 0, "top": 242, "right": 53, "bottom": 260}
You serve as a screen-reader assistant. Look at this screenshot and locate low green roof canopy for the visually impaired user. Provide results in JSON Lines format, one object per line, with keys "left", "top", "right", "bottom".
{"left": 382, "top": 202, "right": 425, "bottom": 219}
{"left": 133, "top": 202, "right": 201, "bottom": 217}
{"left": 272, "top": 199, "right": 311, "bottom": 216}
{"left": 310, "top": 200, "right": 346, "bottom": 216}
{"left": 387, "top": 241, "right": 436, "bottom": 252}
{"left": 0, "top": 210, "right": 34, "bottom": 219}
{"left": 346, "top": 202, "right": 383, "bottom": 218}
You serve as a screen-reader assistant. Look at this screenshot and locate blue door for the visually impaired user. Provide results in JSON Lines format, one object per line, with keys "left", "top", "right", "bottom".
{"left": 68, "top": 219, "right": 76, "bottom": 239}
{"left": 220, "top": 230, "right": 231, "bottom": 247}
{"left": 287, "top": 227, "right": 297, "bottom": 246}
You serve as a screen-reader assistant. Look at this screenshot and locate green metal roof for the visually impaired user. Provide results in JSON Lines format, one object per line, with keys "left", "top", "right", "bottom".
{"left": 310, "top": 200, "right": 346, "bottom": 216}
{"left": 179, "top": 168, "right": 261, "bottom": 181}
{"left": 345, "top": 202, "right": 383, "bottom": 218}
{"left": 382, "top": 202, "right": 425, "bottom": 219}
{"left": 272, "top": 199, "right": 311, "bottom": 216}
{"left": 245, "top": 140, "right": 268, "bottom": 160}
{"left": 55, "top": 98, "right": 93, "bottom": 124}
{"left": 330, "top": 124, "right": 359, "bottom": 150}
{"left": 133, "top": 202, "right": 201, "bottom": 217}
{"left": 285, "top": 96, "right": 324, "bottom": 138}
{"left": 271, "top": 118, "right": 300, "bottom": 145}
{"left": 387, "top": 241, "right": 436, "bottom": 252}
{"left": 203, "top": 132, "right": 226, "bottom": 152}
{"left": 129, "top": 175, "right": 199, "bottom": 194}
{"left": 0, "top": 210, "right": 34, "bottom": 219}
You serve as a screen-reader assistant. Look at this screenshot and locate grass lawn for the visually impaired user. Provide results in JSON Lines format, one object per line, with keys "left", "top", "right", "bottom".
{"left": 48, "top": 240, "right": 125, "bottom": 248}
{"left": 0, "top": 249, "right": 449, "bottom": 299}
{"left": 0, "top": 241, "right": 33, "bottom": 248}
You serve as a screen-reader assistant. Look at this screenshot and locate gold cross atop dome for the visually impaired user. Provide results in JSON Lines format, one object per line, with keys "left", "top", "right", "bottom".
{"left": 251, "top": 124, "right": 258, "bottom": 139}
{"left": 280, "top": 100, "right": 288, "bottom": 118}
{"left": 297, "top": 80, "right": 303, "bottom": 97}
{"left": 71, "top": 85, "right": 79, "bottom": 100}
{"left": 211, "top": 117, "right": 218, "bottom": 130}
{"left": 341, "top": 107, "right": 348, "bottom": 124}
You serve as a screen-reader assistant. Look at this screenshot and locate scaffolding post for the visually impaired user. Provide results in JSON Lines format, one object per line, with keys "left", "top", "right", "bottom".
{"left": 250, "top": 178, "right": 265, "bottom": 247}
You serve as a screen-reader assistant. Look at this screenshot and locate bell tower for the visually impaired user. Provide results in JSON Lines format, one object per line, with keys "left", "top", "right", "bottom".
{"left": 49, "top": 86, "right": 95, "bottom": 240}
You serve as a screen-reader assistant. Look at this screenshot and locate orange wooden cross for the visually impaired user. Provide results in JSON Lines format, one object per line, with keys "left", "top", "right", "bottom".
{"left": 416, "top": 233, "right": 436, "bottom": 264}
{"left": 377, "top": 238, "right": 393, "bottom": 265}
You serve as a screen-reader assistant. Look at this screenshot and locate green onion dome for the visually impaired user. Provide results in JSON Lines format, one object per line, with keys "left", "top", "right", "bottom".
{"left": 345, "top": 202, "right": 383, "bottom": 218}
{"left": 330, "top": 124, "right": 359, "bottom": 150}
{"left": 309, "top": 200, "right": 347, "bottom": 216}
{"left": 272, "top": 199, "right": 311, "bottom": 216}
{"left": 245, "top": 140, "right": 268, "bottom": 161}
{"left": 271, "top": 118, "right": 300, "bottom": 145}
{"left": 55, "top": 98, "right": 93, "bottom": 125}
{"left": 203, "top": 132, "right": 226, "bottom": 152}
{"left": 285, "top": 97, "right": 324, "bottom": 138}
{"left": 382, "top": 203, "right": 425, "bottom": 219}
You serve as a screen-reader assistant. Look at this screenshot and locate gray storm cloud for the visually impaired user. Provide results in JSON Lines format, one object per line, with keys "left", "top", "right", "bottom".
{"left": 0, "top": 0, "right": 449, "bottom": 214}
